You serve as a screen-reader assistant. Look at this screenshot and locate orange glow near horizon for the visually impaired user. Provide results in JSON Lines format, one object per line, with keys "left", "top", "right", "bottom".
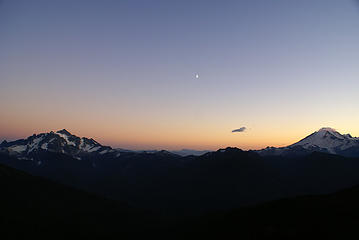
{"left": 1, "top": 110, "right": 359, "bottom": 151}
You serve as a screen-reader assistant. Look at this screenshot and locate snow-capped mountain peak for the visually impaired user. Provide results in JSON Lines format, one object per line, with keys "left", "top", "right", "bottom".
{"left": 290, "top": 128, "right": 358, "bottom": 153}
{"left": 257, "top": 127, "right": 359, "bottom": 157}
{"left": 0, "top": 129, "right": 117, "bottom": 159}
{"left": 318, "top": 127, "right": 337, "bottom": 132}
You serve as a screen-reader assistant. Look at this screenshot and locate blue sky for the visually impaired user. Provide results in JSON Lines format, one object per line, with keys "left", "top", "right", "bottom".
{"left": 1, "top": 0, "right": 359, "bottom": 150}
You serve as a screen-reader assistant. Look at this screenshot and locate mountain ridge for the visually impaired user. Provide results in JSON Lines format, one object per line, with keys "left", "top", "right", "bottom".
{"left": 2, "top": 127, "right": 359, "bottom": 160}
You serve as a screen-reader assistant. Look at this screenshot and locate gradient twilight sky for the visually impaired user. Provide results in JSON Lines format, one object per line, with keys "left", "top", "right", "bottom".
{"left": 1, "top": 0, "right": 359, "bottom": 150}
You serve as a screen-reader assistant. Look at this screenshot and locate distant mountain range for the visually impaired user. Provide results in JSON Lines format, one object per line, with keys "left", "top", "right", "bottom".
{"left": 0, "top": 129, "right": 209, "bottom": 158}
{"left": 169, "top": 149, "right": 210, "bottom": 156}
{"left": 2, "top": 127, "right": 358, "bottom": 161}
{"left": 1, "top": 127, "right": 359, "bottom": 216}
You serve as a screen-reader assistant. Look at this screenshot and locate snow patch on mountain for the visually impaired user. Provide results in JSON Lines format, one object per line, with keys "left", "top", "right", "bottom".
{"left": 99, "top": 149, "right": 108, "bottom": 154}
{"left": 55, "top": 131, "right": 76, "bottom": 146}
{"left": 9, "top": 145, "right": 27, "bottom": 153}
{"left": 28, "top": 136, "right": 44, "bottom": 153}
{"left": 41, "top": 143, "right": 48, "bottom": 150}
{"left": 88, "top": 146, "right": 101, "bottom": 153}
{"left": 79, "top": 139, "right": 94, "bottom": 152}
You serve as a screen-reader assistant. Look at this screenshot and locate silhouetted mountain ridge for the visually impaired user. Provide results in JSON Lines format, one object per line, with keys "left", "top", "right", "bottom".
{"left": 2, "top": 129, "right": 359, "bottom": 216}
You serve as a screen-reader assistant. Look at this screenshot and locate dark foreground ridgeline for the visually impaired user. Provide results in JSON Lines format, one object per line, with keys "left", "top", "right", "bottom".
{"left": 0, "top": 163, "right": 153, "bottom": 239}
{"left": 2, "top": 162, "right": 359, "bottom": 239}
{"left": 2, "top": 148, "right": 359, "bottom": 216}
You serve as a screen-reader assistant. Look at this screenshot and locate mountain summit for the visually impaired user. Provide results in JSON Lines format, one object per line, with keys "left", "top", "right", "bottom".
{"left": 290, "top": 128, "right": 359, "bottom": 154}
{"left": 258, "top": 128, "right": 359, "bottom": 157}
{"left": 0, "top": 129, "right": 115, "bottom": 160}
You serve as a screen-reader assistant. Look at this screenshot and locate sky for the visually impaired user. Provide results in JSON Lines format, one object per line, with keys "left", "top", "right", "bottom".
{"left": 1, "top": 0, "right": 359, "bottom": 150}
